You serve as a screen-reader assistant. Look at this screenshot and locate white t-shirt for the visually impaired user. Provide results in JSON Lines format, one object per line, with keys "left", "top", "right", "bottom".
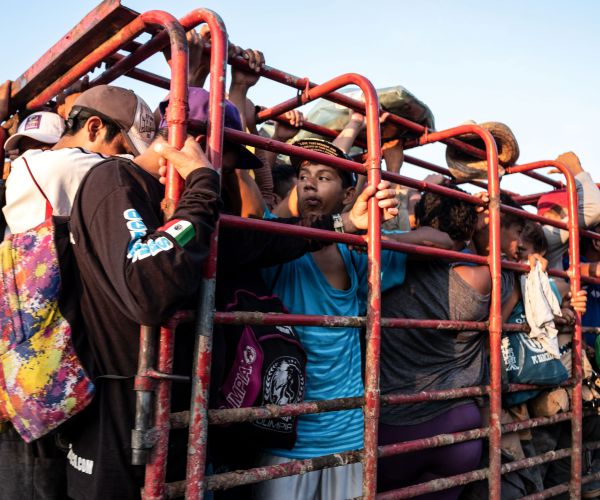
{"left": 3, "top": 147, "right": 107, "bottom": 234}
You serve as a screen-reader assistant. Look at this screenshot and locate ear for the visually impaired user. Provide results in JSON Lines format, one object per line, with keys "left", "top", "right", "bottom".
{"left": 342, "top": 185, "right": 356, "bottom": 207}
{"left": 85, "top": 116, "right": 104, "bottom": 141}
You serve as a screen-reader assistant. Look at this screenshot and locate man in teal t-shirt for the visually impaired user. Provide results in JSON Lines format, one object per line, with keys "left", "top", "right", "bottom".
{"left": 255, "top": 138, "right": 454, "bottom": 500}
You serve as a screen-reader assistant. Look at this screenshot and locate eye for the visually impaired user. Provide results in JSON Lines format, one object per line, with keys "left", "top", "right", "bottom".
{"left": 318, "top": 176, "right": 331, "bottom": 181}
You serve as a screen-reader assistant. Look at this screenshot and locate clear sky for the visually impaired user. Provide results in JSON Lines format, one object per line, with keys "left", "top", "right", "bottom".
{"left": 2, "top": 0, "right": 599, "bottom": 196}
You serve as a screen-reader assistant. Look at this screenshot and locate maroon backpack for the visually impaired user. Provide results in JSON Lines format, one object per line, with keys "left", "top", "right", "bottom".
{"left": 219, "top": 289, "right": 306, "bottom": 449}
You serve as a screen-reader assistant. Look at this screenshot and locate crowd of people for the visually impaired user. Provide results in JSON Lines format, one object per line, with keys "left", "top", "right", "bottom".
{"left": 1, "top": 28, "right": 600, "bottom": 500}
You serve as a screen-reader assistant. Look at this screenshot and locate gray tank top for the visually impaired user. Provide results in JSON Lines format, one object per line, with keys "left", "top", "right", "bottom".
{"left": 380, "top": 260, "right": 514, "bottom": 425}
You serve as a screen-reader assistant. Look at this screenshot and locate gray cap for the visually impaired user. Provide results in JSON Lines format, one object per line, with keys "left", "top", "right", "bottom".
{"left": 70, "top": 85, "right": 155, "bottom": 155}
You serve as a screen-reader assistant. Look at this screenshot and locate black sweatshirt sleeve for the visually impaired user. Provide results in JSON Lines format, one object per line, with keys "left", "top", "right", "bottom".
{"left": 71, "top": 164, "right": 221, "bottom": 326}
{"left": 218, "top": 214, "right": 335, "bottom": 270}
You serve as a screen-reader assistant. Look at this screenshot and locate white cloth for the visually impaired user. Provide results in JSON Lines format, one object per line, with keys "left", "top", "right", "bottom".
{"left": 521, "top": 261, "right": 562, "bottom": 358}
{"left": 3, "top": 148, "right": 107, "bottom": 234}
{"left": 252, "top": 452, "right": 363, "bottom": 500}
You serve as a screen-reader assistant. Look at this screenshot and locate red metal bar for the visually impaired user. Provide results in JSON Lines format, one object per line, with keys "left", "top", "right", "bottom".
{"left": 25, "top": 13, "right": 148, "bottom": 109}
{"left": 105, "top": 53, "right": 171, "bottom": 89}
{"left": 9, "top": 0, "right": 139, "bottom": 111}
{"left": 195, "top": 450, "right": 363, "bottom": 494}
{"left": 265, "top": 71, "right": 383, "bottom": 499}
{"left": 507, "top": 161, "right": 583, "bottom": 498}
{"left": 144, "top": 325, "right": 176, "bottom": 499}
{"left": 83, "top": 20, "right": 563, "bottom": 193}
{"left": 410, "top": 124, "right": 502, "bottom": 499}
{"left": 113, "top": 11, "right": 190, "bottom": 500}
{"left": 222, "top": 127, "right": 600, "bottom": 243}
{"left": 181, "top": 10, "right": 228, "bottom": 500}
{"left": 269, "top": 114, "right": 509, "bottom": 194}
{"left": 377, "top": 412, "right": 573, "bottom": 459}
{"left": 218, "top": 212, "right": 600, "bottom": 286}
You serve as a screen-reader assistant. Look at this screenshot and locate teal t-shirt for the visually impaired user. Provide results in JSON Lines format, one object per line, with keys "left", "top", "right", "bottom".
{"left": 261, "top": 239, "right": 406, "bottom": 459}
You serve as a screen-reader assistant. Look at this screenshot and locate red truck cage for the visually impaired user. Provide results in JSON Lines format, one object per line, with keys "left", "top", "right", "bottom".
{"left": 1, "top": 1, "right": 599, "bottom": 499}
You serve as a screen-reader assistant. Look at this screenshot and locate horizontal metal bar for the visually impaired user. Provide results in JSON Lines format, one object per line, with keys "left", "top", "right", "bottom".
{"left": 221, "top": 127, "right": 600, "bottom": 244}
{"left": 146, "top": 369, "right": 190, "bottom": 383}
{"left": 164, "top": 449, "right": 363, "bottom": 496}
{"left": 219, "top": 213, "right": 600, "bottom": 286}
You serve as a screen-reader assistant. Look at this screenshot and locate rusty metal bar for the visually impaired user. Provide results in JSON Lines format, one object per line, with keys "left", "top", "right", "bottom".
{"left": 507, "top": 161, "right": 583, "bottom": 499}
{"left": 181, "top": 11, "right": 228, "bottom": 500}
{"left": 9, "top": 0, "right": 139, "bottom": 111}
{"left": 222, "top": 126, "right": 600, "bottom": 243}
{"left": 132, "top": 325, "right": 157, "bottom": 466}
{"left": 218, "top": 212, "right": 600, "bottom": 286}
{"left": 163, "top": 449, "right": 364, "bottom": 497}
{"left": 144, "top": 325, "right": 176, "bottom": 499}
{"left": 259, "top": 71, "right": 384, "bottom": 499}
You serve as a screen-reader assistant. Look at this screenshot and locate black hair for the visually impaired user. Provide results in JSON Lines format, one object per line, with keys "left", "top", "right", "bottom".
{"left": 521, "top": 220, "right": 548, "bottom": 255}
{"left": 414, "top": 184, "right": 477, "bottom": 241}
{"left": 272, "top": 163, "right": 297, "bottom": 199}
{"left": 64, "top": 107, "right": 121, "bottom": 142}
{"left": 499, "top": 193, "right": 525, "bottom": 229}
{"left": 580, "top": 223, "right": 600, "bottom": 256}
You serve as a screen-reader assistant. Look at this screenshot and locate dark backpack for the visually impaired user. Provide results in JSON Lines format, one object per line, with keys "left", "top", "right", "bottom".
{"left": 218, "top": 289, "right": 306, "bottom": 449}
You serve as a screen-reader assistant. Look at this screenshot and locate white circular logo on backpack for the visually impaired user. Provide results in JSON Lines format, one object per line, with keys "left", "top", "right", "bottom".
{"left": 243, "top": 345, "right": 257, "bottom": 364}
{"left": 263, "top": 357, "right": 304, "bottom": 406}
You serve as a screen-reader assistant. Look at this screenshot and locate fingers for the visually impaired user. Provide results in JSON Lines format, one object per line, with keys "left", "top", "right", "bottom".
{"left": 242, "top": 48, "right": 264, "bottom": 72}
{"left": 154, "top": 142, "right": 190, "bottom": 164}
{"left": 357, "top": 183, "right": 376, "bottom": 203}
{"left": 199, "top": 24, "right": 211, "bottom": 40}
{"left": 381, "top": 138, "right": 402, "bottom": 151}
{"left": 187, "top": 28, "right": 200, "bottom": 46}
{"left": 474, "top": 191, "right": 489, "bottom": 213}
{"left": 283, "top": 110, "right": 304, "bottom": 128}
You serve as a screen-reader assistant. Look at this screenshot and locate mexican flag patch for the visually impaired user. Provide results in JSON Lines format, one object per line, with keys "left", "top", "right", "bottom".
{"left": 160, "top": 219, "right": 195, "bottom": 247}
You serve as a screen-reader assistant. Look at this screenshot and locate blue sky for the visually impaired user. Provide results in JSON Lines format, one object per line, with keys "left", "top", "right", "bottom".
{"left": 2, "top": 1, "right": 599, "bottom": 195}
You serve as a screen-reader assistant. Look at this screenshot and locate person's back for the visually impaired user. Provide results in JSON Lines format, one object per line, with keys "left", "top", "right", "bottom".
{"left": 4, "top": 148, "right": 106, "bottom": 233}
{"left": 381, "top": 258, "right": 495, "bottom": 423}
{"left": 61, "top": 137, "right": 220, "bottom": 500}
{"left": 2, "top": 85, "right": 155, "bottom": 235}
{"left": 378, "top": 189, "right": 516, "bottom": 499}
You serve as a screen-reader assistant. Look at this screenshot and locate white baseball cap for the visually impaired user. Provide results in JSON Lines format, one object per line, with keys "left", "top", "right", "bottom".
{"left": 5, "top": 111, "right": 66, "bottom": 151}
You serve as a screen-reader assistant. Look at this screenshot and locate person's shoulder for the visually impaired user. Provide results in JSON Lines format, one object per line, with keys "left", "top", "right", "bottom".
{"left": 78, "top": 156, "right": 142, "bottom": 192}
{"left": 32, "top": 147, "right": 106, "bottom": 163}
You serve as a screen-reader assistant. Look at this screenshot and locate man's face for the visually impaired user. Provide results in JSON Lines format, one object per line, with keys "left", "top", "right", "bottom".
{"left": 501, "top": 221, "right": 524, "bottom": 261}
{"left": 296, "top": 162, "right": 354, "bottom": 217}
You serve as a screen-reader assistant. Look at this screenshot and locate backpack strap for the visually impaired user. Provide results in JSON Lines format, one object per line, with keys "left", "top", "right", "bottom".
{"left": 22, "top": 156, "right": 53, "bottom": 219}
{"left": 0, "top": 179, "right": 7, "bottom": 241}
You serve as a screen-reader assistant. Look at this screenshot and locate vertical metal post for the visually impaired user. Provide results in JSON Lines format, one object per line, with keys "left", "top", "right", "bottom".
{"left": 484, "top": 135, "right": 502, "bottom": 500}
{"left": 132, "top": 325, "right": 158, "bottom": 466}
{"left": 410, "top": 124, "right": 500, "bottom": 498}
{"left": 360, "top": 84, "right": 383, "bottom": 499}
{"left": 184, "top": 11, "right": 228, "bottom": 500}
{"left": 506, "top": 161, "right": 582, "bottom": 499}
{"left": 135, "top": 11, "right": 189, "bottom": 500}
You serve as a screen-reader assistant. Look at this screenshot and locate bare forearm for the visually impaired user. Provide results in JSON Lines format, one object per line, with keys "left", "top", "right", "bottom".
{"left": 333, "top": 119, "right": 363, "bottom": 153}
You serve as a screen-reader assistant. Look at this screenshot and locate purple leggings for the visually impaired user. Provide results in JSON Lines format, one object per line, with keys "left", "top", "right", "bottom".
{"left": 377, "top": 402, "right": 482, "bottom": 500}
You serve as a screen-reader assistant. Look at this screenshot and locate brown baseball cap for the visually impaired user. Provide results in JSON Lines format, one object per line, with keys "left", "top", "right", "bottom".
{"left": 70, "top": 85, "right": 155, "bottom": 155}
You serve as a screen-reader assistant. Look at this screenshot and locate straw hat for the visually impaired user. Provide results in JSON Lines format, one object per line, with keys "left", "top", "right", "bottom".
{"left": 445, "top": 121, "right": 520, "bottom": 181}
